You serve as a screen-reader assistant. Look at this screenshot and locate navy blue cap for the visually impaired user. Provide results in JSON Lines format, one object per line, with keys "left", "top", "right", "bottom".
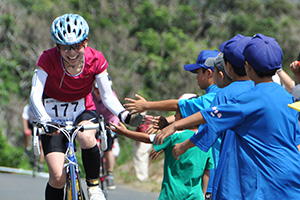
{"left": 184, "top": 50, "right": 219, "bottom": 73}
{"left": 222, "top": 34, "right": 251, "bottom": 68}
{"left": 243, "top": 33, "right": 282, "bottom": 72}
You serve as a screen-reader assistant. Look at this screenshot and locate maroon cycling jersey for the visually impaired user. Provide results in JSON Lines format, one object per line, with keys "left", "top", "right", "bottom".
{"left": 37, "top": 46, "right": 108, "bottom": 110}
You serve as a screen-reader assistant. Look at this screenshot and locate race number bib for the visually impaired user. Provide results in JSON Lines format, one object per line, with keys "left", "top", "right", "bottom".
{"left": 44, "top": 98, "right": 85, "bottom": 125}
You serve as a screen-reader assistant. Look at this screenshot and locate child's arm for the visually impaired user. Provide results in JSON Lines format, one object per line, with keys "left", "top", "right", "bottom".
{"left": 172, "top": 139, "right": 196, "bottom": 160}
{"left": 107, "top": 122, "right": 152, "bottom": 143}
{"left": 124, "top": 94, "right": 180, "bottom": 114}
{"left": 154, "top": 111, "right": 206, "bottom": 144}
{"left": 202, "top": 169, "right": 210, "bottom": 198}
{"left": 276, "top": 69, "right": 295, "bottom": 92}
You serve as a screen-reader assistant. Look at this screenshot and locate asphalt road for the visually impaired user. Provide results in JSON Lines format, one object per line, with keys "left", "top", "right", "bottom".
{"left": 0, "top": 172, "right": 159, "bottom": 200}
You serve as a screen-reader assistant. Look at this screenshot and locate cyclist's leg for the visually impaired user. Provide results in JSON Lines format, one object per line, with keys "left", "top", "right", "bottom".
{"left": 46, "top": 152, "right": 66, "bottom": 187}
{"left": 75, "top": 110, "right": 105, "bottom": 199}
{"left": 41, "top": 134, "right": 67, "bottom": 200}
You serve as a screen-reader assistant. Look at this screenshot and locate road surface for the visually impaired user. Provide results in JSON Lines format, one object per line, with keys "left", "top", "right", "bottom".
{"left": 0, "top": 171, "right": 159, "bottom": 200}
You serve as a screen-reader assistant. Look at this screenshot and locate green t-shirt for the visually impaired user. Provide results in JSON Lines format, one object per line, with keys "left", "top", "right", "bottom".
{"left": 153, "top": 129, "right": 214, "bottom": 200}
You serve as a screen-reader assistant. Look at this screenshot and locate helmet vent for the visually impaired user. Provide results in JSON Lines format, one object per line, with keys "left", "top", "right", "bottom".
{"left": 58, "top": 33, "right": 63, "bottom": 41}
{"left": 67, "top": 24, "right": 71, "bottom": 33}
{"left": 78, "top": 29, "right": 82, "bottom": 36}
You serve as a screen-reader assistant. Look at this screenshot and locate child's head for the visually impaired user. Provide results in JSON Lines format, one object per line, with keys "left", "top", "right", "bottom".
{"left": 222, "top": 34, "right": 252, "bottom": 78}
{"left": 205, "top": 53, "right": 232, "bottom": 88}
{"left": 243, "top": 33, "right": 282, "bottom": 78}
{"left": 184, "top": 50, "right": 219, "bottom": 90}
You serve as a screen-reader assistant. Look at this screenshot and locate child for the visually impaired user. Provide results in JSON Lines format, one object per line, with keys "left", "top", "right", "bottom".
{"left": 108, "top": 94, "right": 214, "bottom": 200}
{"left": 124, "top": 50, "right": 220, "bottom": 122}
{"left": 192, "top": 34, "right": 254, "bottom": 199}
{"left": 158, "top": 34, "right": 300, "bottom": 199}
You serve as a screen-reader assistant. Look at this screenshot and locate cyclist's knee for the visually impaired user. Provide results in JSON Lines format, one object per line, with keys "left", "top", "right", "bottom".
{"left": 49, "top": 172, "right": 66, "bottom": 188}
{"left": 77, "top": 130, "right": 97, "bottom": 148}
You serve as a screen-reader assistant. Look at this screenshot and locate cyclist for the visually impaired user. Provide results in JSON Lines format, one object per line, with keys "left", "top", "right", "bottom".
{"left": 30, "top": 13, "right": 141, "bottom": 200}
{"left": 92, "top": 80, "right": 119, "bottom": 190}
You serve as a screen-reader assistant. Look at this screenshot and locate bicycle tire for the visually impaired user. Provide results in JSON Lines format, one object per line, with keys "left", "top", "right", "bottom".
{"left": 65, "top": 166, "right": 86, "bottom": 200}
{"left": 76, "top": 171, "right": 86, "bottom": 200}
{"left": 99, "top": 155, "right": 108, "bottom": 198}
{"left": 65, "top": 172, "right": 71, "bottom": 200}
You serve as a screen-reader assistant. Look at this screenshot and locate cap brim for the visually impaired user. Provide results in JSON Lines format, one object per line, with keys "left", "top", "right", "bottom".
{"left": 184, "top": 63, "right": 202, "bottom": 73}
{"left": 288, "top": 102, "right": 300, "bottom": 112}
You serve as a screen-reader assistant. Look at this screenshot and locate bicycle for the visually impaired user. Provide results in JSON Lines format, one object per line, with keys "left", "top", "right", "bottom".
{"left": 33, "top": 116, "right": 106, "bottom": 200}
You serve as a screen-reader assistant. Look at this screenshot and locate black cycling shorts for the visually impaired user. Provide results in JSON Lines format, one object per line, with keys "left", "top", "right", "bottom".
{"left": 41, "top": 110, "right": 98, "bottom": 156}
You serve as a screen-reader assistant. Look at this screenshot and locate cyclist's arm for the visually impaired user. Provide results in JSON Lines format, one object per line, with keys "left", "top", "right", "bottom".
{"left": 30, "top": 67, "right": 52, "bottom": 122}
{"left": 95, "top": 71, "right": 129, "bottom": 122}
{"left": 22, "top": 117, "right": 31, "bottom": 134}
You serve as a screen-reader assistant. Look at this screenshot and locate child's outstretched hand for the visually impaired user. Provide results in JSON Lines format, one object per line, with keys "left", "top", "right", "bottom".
{"left": 124, "top": 94, "right": 147, "bottom": 114}
{"left": 107, "top": 122, "right": 128, "bottom": 136}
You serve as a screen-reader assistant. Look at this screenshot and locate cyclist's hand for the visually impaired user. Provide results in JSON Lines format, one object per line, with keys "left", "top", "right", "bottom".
{"left": 124, "top": 94, "right": 147, "bottom": 114}
{"left": 154, "top": 123, "right": 176, "bottom": 145}
{"left": 149, "top": 149, "right": 163, "bottom": 160}
{"left": 41, "top": 121, "right": 61, "bottom": 135}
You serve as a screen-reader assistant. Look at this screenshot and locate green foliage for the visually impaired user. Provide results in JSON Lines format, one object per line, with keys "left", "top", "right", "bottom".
{"left": 0, "top": 58, "right": 21, "bottom": 105}
{"left": 2, "top": 0, "right": 300, "bottom": 174}
{"left": 0, "top": 132, "right": 25, "bottom": 167}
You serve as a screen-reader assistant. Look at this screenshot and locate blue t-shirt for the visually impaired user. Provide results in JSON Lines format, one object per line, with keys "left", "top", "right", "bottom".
{"left": 178, "top": 84, "right": 220, "bottom": 118}
{"left": 198, "top": 82, "right": 300, "bottom": 199}
{"left": 190, "top": 80, "right": 255, "bottom": 196}
{"left": 178, "top": 84, "right": 220, "bottom": 193}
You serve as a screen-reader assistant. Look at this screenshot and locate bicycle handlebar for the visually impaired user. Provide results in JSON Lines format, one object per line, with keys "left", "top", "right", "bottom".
{"left": 32, "top": 116, "right": 108, "bottom": 155}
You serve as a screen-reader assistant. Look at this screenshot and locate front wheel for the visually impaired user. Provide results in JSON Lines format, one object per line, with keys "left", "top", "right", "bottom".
{"left": 65, "top": 170, "right": 86, "bottom": 200}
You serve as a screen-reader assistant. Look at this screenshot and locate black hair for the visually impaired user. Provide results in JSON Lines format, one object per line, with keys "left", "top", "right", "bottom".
{"left": 223, "top": 54, "right": 247, "bottom": 76}
{"left": 191, "top": 67, "right": 208, "bottom": 74}
{"left": 252, "top": 68, "right": 277, "bottom": 78}
{"left": 214, "top": 65, "right": 233, "bottom": 82}
{"left": 245, "top": 59, "right": 277, "bottom": 78}
{"left": 202, "top": 68, "right": 208, "bottom": 73}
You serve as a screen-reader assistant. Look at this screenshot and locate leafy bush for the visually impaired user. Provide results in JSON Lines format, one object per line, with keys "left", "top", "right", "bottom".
{"left": 0, "top": 132, "right": 25, "bottom": 167}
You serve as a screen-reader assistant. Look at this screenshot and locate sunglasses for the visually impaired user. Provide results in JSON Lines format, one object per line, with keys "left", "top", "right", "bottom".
{"left": 59, "top": 41, "right": 85, "bottom": 52}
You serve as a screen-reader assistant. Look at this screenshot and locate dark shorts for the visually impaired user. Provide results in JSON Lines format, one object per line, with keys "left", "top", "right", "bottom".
{"left": 105, "top": 127, "right": 116, "bottom": 152}
{"left": 41, "top": 110, "right": 98, "bottom": 156}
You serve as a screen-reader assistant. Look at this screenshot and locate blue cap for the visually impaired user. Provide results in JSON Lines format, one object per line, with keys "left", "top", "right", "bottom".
{"left": 219, "top": 40, "right": 227, "bottom": 52}
{"left": 222, "top": 34, "right": 251, "bottom": 68}
{"left": 184, "top": 50, "right": 219, "bottom": 73}
{"left": 243, "top": 33, "right": 282, "bottom": 72}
